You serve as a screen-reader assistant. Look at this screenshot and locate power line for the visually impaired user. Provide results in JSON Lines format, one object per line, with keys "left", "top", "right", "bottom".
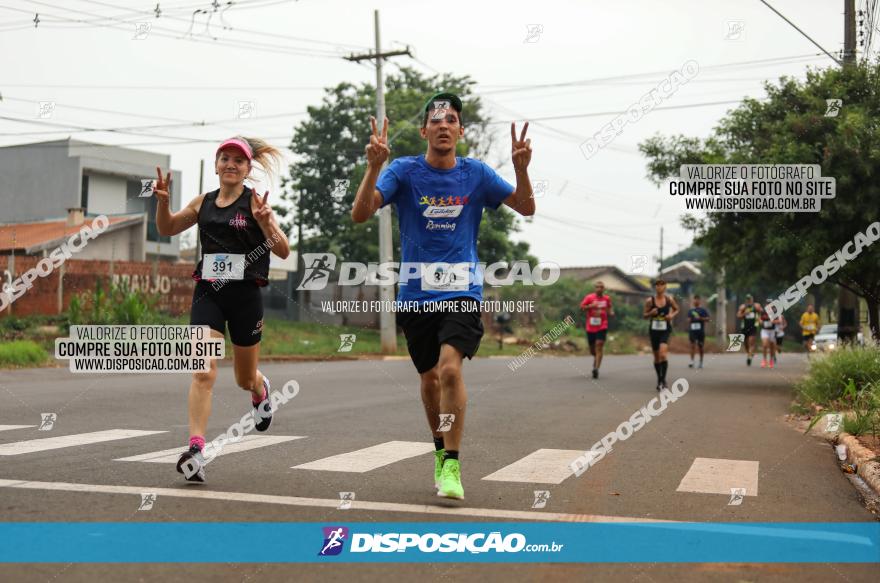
{"left": 474, "top": 54, "right": 826, "bottom": 96}
{"left": 0, "top": 104, "right": 308, "bottom": 136}
{"left": 73, "top": 0, "right": 370, "bottom": 50}
{"left": 4, "top": 2, "right": 343, "bottom": 57}
{"left": 757, "top": 0, "right": 842, "bottom": 65}
{"left": 531, "top": 213, "right": 690, "bottom": 246}
{"left": 485, "top": 98, "right": 749, "bottom": 125}
{"left": 0, "top": 83, "right": 329, "bottom": 91}
{"left": 0, "top": 114, "right": 217, "bottom": 143}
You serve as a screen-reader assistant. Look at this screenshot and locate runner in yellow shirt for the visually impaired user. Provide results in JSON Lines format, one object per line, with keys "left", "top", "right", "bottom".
{"left": 800, "top": 305, "right": 820, "bottom": 353}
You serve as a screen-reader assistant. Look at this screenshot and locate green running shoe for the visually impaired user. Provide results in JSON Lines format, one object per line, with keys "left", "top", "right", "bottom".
{"left": 437, "top": 458, "right": 464, "bottom": 500}
{"left": 434, "top": 449, "right": 445, "bottom": 489}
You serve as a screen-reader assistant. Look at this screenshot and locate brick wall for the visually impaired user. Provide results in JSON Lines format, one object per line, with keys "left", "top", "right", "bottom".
{"left": 1, "top": 256, "right": 195, "bottom": 317}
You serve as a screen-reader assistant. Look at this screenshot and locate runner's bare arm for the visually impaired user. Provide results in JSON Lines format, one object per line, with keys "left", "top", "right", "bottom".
{"left": 352, "top": 116, "right": 389, "bottom": 223}
{"left": 155, "top": 165, "right": 202, "bottom": 236}
{"left": 251, "top": 189, "right": 290, "bottom": 259}
{"left": 668, "top": 296, "right": 680, "bottom": 320}
{"left": 503, "top": 122, "right": 536, "bottom": 217}
{"left": 643, "top": 298, "right": 657, "bottom": 318}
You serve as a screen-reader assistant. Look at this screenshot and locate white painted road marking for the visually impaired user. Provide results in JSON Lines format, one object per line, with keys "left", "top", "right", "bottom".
{"left": 0, "top": 478, "right": 674, "bottom": 523}
{"left": 482, "top": 448, "right": 585, "bottom": 484}
{"left": 0, "top": 425, "right": 36, "bottom": 432}
{"left": 676, "top": 457, "right": 760, "bottom": 496}
{"left": 0, "top": 429, "right": 166, "bottom": 456}
{"left": 292, "top": 441, "right": 433, "bottom": 472}
{"left": 115, "top": 435, "right": 306, "bottom": 463}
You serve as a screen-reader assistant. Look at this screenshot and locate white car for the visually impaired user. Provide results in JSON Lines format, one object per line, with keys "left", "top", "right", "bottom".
{"left": 811, "top": 324, "right": 864, "bottom": 352}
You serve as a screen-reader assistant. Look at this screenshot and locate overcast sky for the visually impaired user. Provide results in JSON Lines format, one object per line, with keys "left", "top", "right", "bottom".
{"left": 0, "top": 0, "right": 861, "bottom": 270}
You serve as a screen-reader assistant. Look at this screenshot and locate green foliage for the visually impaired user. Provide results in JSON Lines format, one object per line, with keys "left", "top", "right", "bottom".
{"left": 67, "top": 279, "right": 161, "bottom": 326}
{"left": 280, "top": 66, "right": 530, "bottom": 265}
{"left": 0, "top": 316, "right": 28, "bottom": 333}
{"left": 0, "top": 340, "right": 48, "bottom": 367}
{"left": 640, "top": 61, "right": 880, "bottom": 330}
{"left": 661, "top": 243, "right": 706, "bottom": 269}
{"left": 612, "top": 301, "right": 648, "bottom": 333}
{"left": 796, "top": 344, "right": 880, "bottom": 405}
{"left": 805, "top": 377, "right": 880, "bottom": 438}
{"left": 839, "top": 377, "right": 880, "bottom": 437}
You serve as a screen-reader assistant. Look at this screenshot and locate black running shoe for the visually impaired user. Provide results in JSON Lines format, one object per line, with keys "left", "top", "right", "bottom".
{"left": 592, "top": 368, "right": 598, "bottom": 379}
{"left": 747, "top": 356, "right": 752, "bottom": 366}
{"left": 176, "top": 445, "right": 205, "bottom": 482}
{"left": 254, "top": 376, "right": 272, "bottom": 432}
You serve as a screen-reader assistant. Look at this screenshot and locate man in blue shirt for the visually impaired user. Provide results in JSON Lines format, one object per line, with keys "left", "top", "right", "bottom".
{"left": 352, "top": 91, "right": 535, "bottom": 500}
{"left": 687, "top": 295, "right": 711, "bottom": 369}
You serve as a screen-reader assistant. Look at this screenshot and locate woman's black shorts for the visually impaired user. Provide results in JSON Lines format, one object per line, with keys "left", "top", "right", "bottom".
{"left": 650, "top": 329, "right": 672, "bottom": 351}
{"left": 190, "top": 280, "right": 263, "bottom": 347}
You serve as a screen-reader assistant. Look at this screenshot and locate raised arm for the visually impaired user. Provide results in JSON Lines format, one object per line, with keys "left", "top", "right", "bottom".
{"left": 251, "top": 189, "right": 290, "bottom": 259}
{"left": 154, "top": 166, "right": 202, "bottom": 237}
{"left": 352, "top": 116, "right": 390, "bottom": 223}
{"left": 503, "top": 122, "right": 536, "bottom": 217}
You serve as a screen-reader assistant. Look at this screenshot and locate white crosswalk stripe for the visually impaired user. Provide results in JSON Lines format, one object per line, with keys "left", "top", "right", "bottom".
{"left": 481, "top": 448, "right": 584, "bottom": 484}
{"left": 0, "top": 425, "right": 36, "bottom": 432}
{"left": 115, "top": 435, "right": 305, "bottom": 463}
{"left": 0, "top": 429, "right": 166, "bottom": 456}
{"left": 676, "top": 457, "right": 760, "bottom": 496}
{"left": 292, "top": 440, "right": 433, "bottom": 473}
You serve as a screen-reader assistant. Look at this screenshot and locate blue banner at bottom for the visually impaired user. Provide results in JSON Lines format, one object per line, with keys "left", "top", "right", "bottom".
{"left": 0, "top": 522, "right": 878, "bottom": 563}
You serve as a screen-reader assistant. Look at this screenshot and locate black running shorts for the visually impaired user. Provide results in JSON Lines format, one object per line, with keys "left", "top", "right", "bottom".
{"left": 190, "top": 280, "right": 264, "bottom": 347}
{"left": 649, "top": 329, "right": 671, "bottom": 351}
{"left": 397, "top": 297, "right": 484, "bottom": 374}
{"left": 587, "top": 329, "right": 607, "bottom": 346}
{"left": 689, "top": 330, "right": 705, "bottom": 345}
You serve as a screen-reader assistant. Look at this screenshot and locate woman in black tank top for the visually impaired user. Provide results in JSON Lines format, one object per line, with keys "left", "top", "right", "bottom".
{"left": 152, "top": 136, "right": 290, "bottom": 483}
{"left": 643, "top": 279, "right": 679, "bottom": 391}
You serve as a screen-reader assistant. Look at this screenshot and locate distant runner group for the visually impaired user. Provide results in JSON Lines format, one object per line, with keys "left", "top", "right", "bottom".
{"left": 578, "top": 284, "right": 821, "bottom": 386}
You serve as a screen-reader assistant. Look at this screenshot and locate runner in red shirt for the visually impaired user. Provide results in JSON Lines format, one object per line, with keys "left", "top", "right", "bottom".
{"left": 580, "top": 281, "right": 614, "bottom": 379}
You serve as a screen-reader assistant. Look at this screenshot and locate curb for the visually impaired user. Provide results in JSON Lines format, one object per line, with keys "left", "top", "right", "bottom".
{"left": 836, "top": 432, "right": 880, "bottom": 496}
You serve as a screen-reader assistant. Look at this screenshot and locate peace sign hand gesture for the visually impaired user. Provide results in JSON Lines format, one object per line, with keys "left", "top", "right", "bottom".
{"left": 511, "top": 122, "right": 532, "bottom": 171}
{"left": 252, "top": 189, "right": 273, "bottom": 228}
{"left": 153, "top": 166, "right": 172, "bottom": 204}
{"left": 365, "top": 116, "right": 390, "bottom": 169}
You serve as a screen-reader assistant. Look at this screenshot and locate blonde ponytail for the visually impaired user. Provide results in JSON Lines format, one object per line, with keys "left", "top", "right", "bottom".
{"left": 238, "top": 136, "right": 284, "bottom": 183}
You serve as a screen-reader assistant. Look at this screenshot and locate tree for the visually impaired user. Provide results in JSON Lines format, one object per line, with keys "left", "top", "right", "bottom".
{"left": 278, "top": 66, "right": 530, "bottom": 266}
{"left": 639, "top": 60, "right": 880, "bottom": 338}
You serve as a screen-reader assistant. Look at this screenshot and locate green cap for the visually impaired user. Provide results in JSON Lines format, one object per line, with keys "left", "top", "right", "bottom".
{"left": 423, "top": 91, "right": 462, "bottom": 115}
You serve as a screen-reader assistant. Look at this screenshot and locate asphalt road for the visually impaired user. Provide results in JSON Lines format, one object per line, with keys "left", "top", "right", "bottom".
{"left": 0, "top": 350, "right": 877, "bottom": 582}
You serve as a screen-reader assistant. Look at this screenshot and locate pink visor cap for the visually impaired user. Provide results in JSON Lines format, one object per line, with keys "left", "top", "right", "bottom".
{"left": 216, "top": 138, "right": 253, "bottom": 160}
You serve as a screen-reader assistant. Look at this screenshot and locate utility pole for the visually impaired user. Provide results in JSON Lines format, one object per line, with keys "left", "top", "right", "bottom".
{"left": 345, "top": 10, "right": 411, "bottom": 354}
{"left": 837, "top": 0, "right": 860, "bottom": 343}
{"left": 195, "top": 159, "right": 203, "bottom": 260}
{"left": 658, "top": 226, "right": 664, "bottom": 276}
{"left": 717, "top": 267, "right": 727, "bottom": 347}
{"left": 843, "top": 0, "right": 856, "bottom": 64}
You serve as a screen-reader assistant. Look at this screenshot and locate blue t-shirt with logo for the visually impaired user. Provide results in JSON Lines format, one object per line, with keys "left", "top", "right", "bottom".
{"left": 376, "top": 155, "right": 514, "bottom": 304}
{"left": 688, "top": 307, "right": 709, "bottom": 332}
